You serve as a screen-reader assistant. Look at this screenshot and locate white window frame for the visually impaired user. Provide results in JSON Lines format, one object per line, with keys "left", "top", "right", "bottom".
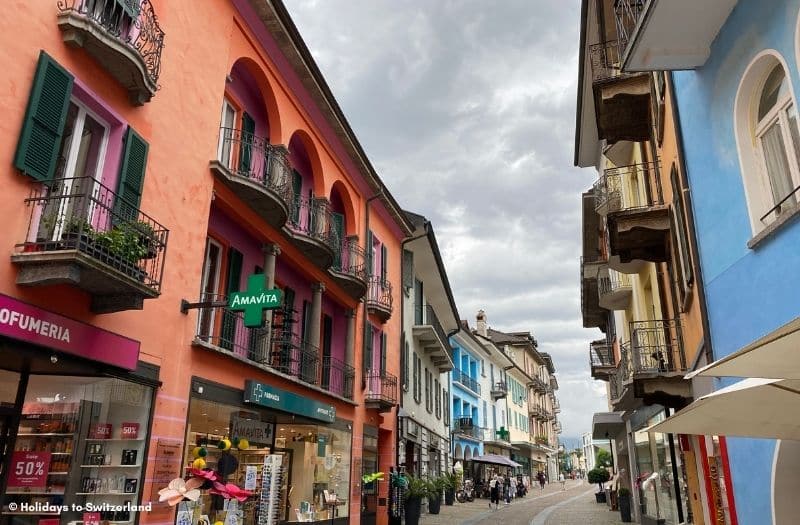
{"left": 218, "top": 98, "right": 237, "bottom": 167}
{"left": 198, "top": 237, "right": 223, "bottom": 335}
{"left": 52, "top": 99, "right": 110, "bottom": 240}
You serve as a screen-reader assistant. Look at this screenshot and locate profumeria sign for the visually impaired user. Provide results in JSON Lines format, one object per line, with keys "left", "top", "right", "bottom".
{"left": 0, "top": 294, "right": 140, "bottom": 370}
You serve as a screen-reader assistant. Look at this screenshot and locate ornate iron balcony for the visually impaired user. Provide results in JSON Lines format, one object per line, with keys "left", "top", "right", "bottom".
{"left": 452, "top": 369, "right": 480, "bottom": 395}
{"left": 330, "top": 236, "right": 367, "bottom": 296}
{"left": 614, "top": 0, "right": 645, "bottom": 51}
{"left": 192, "top": 301, "right": 354, "bottom": 399}
{"left": 57, "top": 0, "right": 164, "bottom": 104}
{"left": 13, "top": 176, "right": 168, "bottom": 313}
{"left": 630, "top": 319, "right": 686, "bottom": 373}
{"left": 453, "top": 417, "right": 482, "bottom": 440}
{"left": 365, "top": 369, "right": 398, "bottom": 411}
{"left": 366, "top": 276, "right": 393, "bottom": 321}
{"left": 594, "top": 162, "right": 661, "bottom": 215}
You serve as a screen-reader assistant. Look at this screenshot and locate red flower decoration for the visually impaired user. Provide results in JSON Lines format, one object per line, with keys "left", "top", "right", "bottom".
{"left": 188, "top": 468, "right": 219, "bottom": 481}
{"left": 209, "top": 481, "right": 253, "bottom": 502}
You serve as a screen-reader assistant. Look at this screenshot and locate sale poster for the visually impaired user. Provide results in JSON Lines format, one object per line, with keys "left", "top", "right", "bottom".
{"left": 121, "top": 422, "right": 140, "bottom": 439}
{"left": 89, "top": 423, "right": 113, "bottom": 439}
{"left": 8, "top": 451, "right": 51, "bottom": 488}
{"left": 83, "top": 512, "right": 101, "bottom": 525}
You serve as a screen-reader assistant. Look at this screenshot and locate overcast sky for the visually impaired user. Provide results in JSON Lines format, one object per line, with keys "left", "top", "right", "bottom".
{"left": 285, "top": 0, "right": 605, "bottom": 446}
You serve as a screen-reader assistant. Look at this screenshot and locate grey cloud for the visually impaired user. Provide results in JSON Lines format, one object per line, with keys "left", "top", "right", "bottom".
{"left": 286, "top": 0, "right": 600, "bottom": 442}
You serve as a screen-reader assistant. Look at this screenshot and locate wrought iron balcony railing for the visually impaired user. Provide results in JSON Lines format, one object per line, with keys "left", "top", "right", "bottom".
{"left": 630, "top": 319, "right": 686, "bottom": 373}
{"left": 193, "top": 300, "right": 354, "bottom": 399}
{"left": 598, "top": 271, "right": 632, "bottom": 296}
{"left": 366, "top": 276, "right": 393, "bottom": 314}
{"left": 593, "top": 162, "right": 661, "bottom": 214}
{"left": 217, "top": 127, "right": 293, "bottom": 199}
{"left": 453, "top": 417, "right": 482, "bottom": 440}
{"left": 287, "top": 196, "right": 339, "bottom": 251}
{"left": 452, "top": 369, "right": 480, "bottom": 395}
{"left": 17, "top": 176, "right": 168, "bottom": 292}
{"left": 589, "top": 40, "right": 625, "bottom": 83}
{"left": 414, "top": 304, "right": 448, "bottom": 345}
{"left": 530, "top": 377, "right": 547, "bottom": 393}
{"left": 590, "top": 341, "right": 615, "bottom": 368}
{"left": 365, "top": 369, "right": 398, "bottom": 406}
{"left": 57, "top": 0, "right": 164, "bottom": 99}
{"left": 332, "top": 236, "right": 367, "bottom": 281}
{"left": 490, "top": 381, "right": 508, "bottom": 399}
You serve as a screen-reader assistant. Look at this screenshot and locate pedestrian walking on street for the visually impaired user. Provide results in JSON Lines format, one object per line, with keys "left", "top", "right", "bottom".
{"left": 504, "top": 475, "right": 512, "bottom": 504}
{"left": 559, "top": 472, "right": 566, "bottom": 490}
{"left": 508, "top": 476, "right": 517, "bottom": 501}
{"left": 537, "top": 471, "right": 546, "bottom": 491}
{"left": 489, "top": 474, "right": 500, "bottom": 509}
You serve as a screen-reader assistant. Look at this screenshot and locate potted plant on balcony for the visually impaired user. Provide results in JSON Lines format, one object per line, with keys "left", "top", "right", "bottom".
{"left": 442, "top": 472, "right": 458, "bottom": 505}
{"left": 618, "top": 487, "right": 632, "bottom": 522}
{"left": 93, "top": 226, "right": 148, "bottom": 280}
{"left": 403, "top": 475, "right": 430, "bottom": 525}
{"left": 126, "top": 220, "right": 159, "bottom": 259}
{"left": 588, "top": 467, "right": 610, "bottom": 503}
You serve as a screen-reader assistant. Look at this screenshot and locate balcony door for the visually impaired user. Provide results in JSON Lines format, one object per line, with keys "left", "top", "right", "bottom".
{"left": 217, "top": 98, "right": 236, "bottom": 168}
{"left": 41, "top": 100, "right": 109, "bottom": 242}
{"left": 197, "top": 238, "right": 223, "bottom": 342}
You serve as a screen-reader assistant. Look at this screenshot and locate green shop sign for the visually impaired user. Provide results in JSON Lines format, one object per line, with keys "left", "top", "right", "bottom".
{"left": 243, "top": 380, "right": 336, "bottom": 423}
{"left": 228, "top": 274, "right": 282, "bottom": 327}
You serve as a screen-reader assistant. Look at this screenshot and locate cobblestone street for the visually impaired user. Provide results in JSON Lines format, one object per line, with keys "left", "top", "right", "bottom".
{"left": 417, "top": 480, "right": 625, "bottom": 525}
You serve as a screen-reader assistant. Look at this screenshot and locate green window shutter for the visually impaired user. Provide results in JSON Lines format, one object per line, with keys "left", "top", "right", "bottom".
{"left": 365, "top": 230, "right": 374, "bottom": 276}
{"left": 226, "top": 248, "right": 243, "bottom": 294}
{"left": 380, "top": 332, "right": 387, "bottom": 374}
{"left": 221, "top": 247, "right": 243, "bottom": 350}
{"left": 291, "top": 170, "right": 302, "bottom": 223}
{"left": 14, "top": 51, "right": 74, "bottom": 182}
{"left": 380, "top": 244, "right": 388, "bottom": 282}
{"left": 402, "top": 250, "right": 414, "bottom": 290}
{"left": 239, "top": 112, "right": 255, "bottom": 173}
{"left": 331, "top": 212, "right": 344, "bottom": 268}
{"left": 115, "top": 127, "right": 149, "bottom": 222}
{"left": 116, "top": 0, "right": 141, "bottom": 18}
{"left": 365, "top": 323, "right": 373, "bottom": 372}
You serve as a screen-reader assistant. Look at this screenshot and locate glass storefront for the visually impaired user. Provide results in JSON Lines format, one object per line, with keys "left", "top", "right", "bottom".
{"left": 1, "top": 374, "right": 154, "bottom": 525}
{"left": 634, "top": 411, "right": 688, "bottom": 525}
{"left": 182, "top": 395, "right": 351, "bottom": 525}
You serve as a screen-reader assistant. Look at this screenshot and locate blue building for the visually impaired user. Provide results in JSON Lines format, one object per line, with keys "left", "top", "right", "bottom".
{"left": 621, "top": 1, "right": 800, "bottom": 522}
{"left": 449, "top": 330, "right": 485, "bottom": 463}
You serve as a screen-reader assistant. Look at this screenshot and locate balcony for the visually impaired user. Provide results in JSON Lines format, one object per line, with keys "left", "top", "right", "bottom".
{"left": 490, "top": 381, "right": 508, "bottom": 400}
{"left": 452, "top": 369, "right": 480, "bottom": 395}
{"left": 12, "top": 176, "right": 168, "bottom": 313}
{"left": 596, "top": 162, "right": 671, "bottom": 267}
{"left": 366, "top": 277, "right": 393, "bottom": 322}
{"left": 364, "top": 369, "right": 397, "bottom": 412}
{"left": 581, "top": 256, "right": 606, "bottom": 330}
{"left": 191, "top": 301, "right": 355, "bottom": 400}
{"left": 611, "top": 320, "right": 691, "bottom": 410}
{"left": 541, "top": 408, "right": 554, "bottom": 421}
{"left": 615, "top": 0, "right": 737, "bottom": 71}
{"left": 598, "top": 269, "right": 632, "bottom": 310}
{"left": 57, "top": 0, "right": 164, "bottom": 105}
{"left": 412, "top": 304, "right": 453, "bottom": 372}
{"left": 285, "top": 196, "right": 338, "bottom": 270}
{"left": 453, "top": 417, "right": 482, "bottom": 441}
{"left": 528, "top": 404, "right": 543, "bottom": 418}
{"left": 554, "top": 421, "right": 562, "bottom": 434}
{"left": 553, "top": 399, "right": 561, "bottom": 414}
{"left": 210, "top": 127, "right": 294, "bottom": 229}
{"left": 329, "top": 236, "right": 367, "bottom": 299}
{"left": 589, "top": 40, "right": 651, "bottom": 144}
{"left": 529, "top": 377, "right": 547, "bottom": 394}
{"left": 590, "top": 340, "right": 615, "bottom": 380}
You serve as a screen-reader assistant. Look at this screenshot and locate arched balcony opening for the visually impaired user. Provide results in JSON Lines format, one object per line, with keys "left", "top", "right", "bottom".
{"left": 210, "top": 58, "right": 291, "bottom": 228}
{"left": 328, "top": 183, "right": 366, "bottom": 298}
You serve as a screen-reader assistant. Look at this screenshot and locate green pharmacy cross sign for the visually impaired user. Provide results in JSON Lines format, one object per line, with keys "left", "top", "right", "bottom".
{"left": 228, "top": 274, "right": 282, "bottom": 327}
{"left": 496, "top": 426, "right": 510, "bottom": 441}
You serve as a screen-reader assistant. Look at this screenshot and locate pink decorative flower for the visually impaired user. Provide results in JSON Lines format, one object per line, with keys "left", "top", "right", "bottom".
{"left": 209, "top": 481, "right": 253, "bottom": 502}
{"left": 158, "top": 477, "right": 203, "bottom": 506}
{"left": 189, "top": 468, "right": 219, "bottom": 481}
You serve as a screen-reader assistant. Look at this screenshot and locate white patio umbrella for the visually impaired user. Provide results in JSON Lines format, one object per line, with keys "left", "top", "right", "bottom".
{"left": 648, "top": 378, "right": 800, "bottom": 440}
{"left": 688, "top": 316, "right": 800, "bottom": 380}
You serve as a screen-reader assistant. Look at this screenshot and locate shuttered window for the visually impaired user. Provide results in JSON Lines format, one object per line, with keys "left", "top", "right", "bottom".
{"left": 220, "top": 248, "right": 243, "bottom": 350}
{"left": 114, "top": 126, "right": 149, "bottom": 222}
{"left": 365, "top": 230, "right": 374, "bottom": 276}
{"left": 402, "top": 249, "right": 414, "bottom": 289}
{"left": 14, "top": 51, "right": 74, "bottom": 182}
{"left": 380, "top": 244, "right": 388, "bottom": 282}
{"left": 380, "top": 331, "right": 387, "bottom": 374}
{"left": 365, "top": 323, "right": 373, "bottom": 372}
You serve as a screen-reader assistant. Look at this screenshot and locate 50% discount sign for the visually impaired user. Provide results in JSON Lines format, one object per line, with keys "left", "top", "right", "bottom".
{"left": 8, "top": 451, "right": 51, "bottom": 488}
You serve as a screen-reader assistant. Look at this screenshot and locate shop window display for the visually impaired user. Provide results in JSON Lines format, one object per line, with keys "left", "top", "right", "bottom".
{"left": 2, "top": 376, "right": 153, "bottom": 525}
{"left": 182, "top": 399, "right": 351, "bottom": 525}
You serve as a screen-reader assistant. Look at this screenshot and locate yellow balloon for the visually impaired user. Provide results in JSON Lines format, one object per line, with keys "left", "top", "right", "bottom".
{"left": 214, "top": 522, "right": 224, "bottom": 525}
{"left": 237, "top": 438, "right": 250, "bottom": 450}
{"left": 217, "top": 438, "right": 231, "bottom": 451}
{"left": 192, "top": 458, "right": 206, "bottom": 469}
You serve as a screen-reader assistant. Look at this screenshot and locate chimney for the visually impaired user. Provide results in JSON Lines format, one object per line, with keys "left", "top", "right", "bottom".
{"left": 476, "top": 310, "right": 488, "bottom": 337}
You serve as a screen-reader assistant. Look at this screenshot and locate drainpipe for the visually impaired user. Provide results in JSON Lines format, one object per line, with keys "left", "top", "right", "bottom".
{"left": 667, "top": 72, "right": 715, "bottom": 366}
{"left": 362, "top": 191, "right": 384, "bottom": 390}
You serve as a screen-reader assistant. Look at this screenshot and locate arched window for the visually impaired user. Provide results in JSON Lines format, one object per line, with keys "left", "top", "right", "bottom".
{"left": 754, "top": 65, "right": 800, "bottom": 215}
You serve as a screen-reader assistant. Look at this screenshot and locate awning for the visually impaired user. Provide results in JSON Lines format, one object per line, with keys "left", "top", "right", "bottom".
{"left": 689, "top": 316, "right": 800, "bottom": 380}
{"left": 648, "top": 378, "right": 800, "bottom": 440}
{"left": 470, "top": 454, "right": 522, "bottom": 468}
{"left": 592, "top": 411, "right": 626, "bottom": 440}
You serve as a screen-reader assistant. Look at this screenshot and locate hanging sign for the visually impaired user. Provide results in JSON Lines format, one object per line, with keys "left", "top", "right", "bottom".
{"left": 228, "top": 274, "right": 282, "bottom": 327}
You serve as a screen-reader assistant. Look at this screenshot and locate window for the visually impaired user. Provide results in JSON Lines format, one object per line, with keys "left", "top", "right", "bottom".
{"left": 483, "top": 400, "right": 488, "bottom": 427}
{"left": 434, "top": 379, "right": 441, "bottom": 419}
{"left": 443, "top": 389, "right": 450, "bottom": 426}
{"left": 670, "top": 165, "right": 693, "bottom": 307}
{"left": 413, "top": 353, "right": 421, "bottom": 404}
{"left": 755, "top": 65, "right": 800, "bottom": 216}
{"left": 401, "top": 339, "right": 409, "bottom": 391}
{"left": 736, "top": 55, "right": 800, "bottom": 235}
{"left": 425, "top": 368, "right": 432, "bottom": 413}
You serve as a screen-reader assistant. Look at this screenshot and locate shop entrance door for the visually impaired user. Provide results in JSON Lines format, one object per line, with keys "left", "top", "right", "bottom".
{"left": 0, "top": 410, "right": 15, "bottom": 482}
